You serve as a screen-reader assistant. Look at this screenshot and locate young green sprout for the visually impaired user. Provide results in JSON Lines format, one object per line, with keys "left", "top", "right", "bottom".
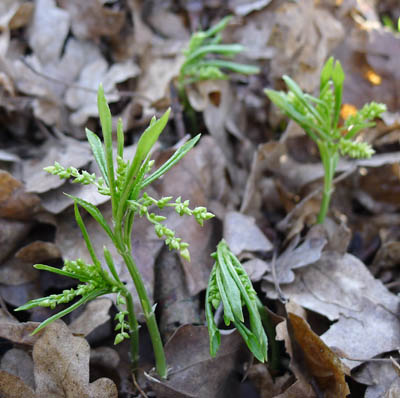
{"left": 178, "top": 15, "right": 259, "bottom": 104}
{"left": 16, "top": 85, "right": 214, "bottom": 379}
{"left": 265, "top": 57, "right": 386, "bottom": 223}
{"left": 206, "top": 240, "right": 269, "bottom": 362}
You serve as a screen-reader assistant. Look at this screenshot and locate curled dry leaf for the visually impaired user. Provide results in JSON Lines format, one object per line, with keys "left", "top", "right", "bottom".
{"left": 275, "top": 301, "right": 350, "bottom": 398}
{"left": 287, "top": 312, "right": 350, "bottom": 398}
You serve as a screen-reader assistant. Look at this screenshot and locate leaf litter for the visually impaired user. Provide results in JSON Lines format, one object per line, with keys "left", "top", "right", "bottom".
{"left": 2, "top": 0, "right": 400, "bottom": 396}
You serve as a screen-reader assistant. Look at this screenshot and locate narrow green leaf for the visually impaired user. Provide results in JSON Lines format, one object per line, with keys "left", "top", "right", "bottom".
{"left": 140, "top": 134, "right": 201, "bottom": 189}
{"left": 215, "top": 267, "right": 234, "bottom": 324}
{"left": 119, "top": 109, "right": 171, "bottom": 213}
{"left": 117, "top": 118, "right": 124, "bottom": 159}
{"left": 33, "top": 264, "right": 91, "bottom": 282}
{"left": 103, "top": 246, "right": 122, "bottom": 284}
{"left": 217, "top": 247, "right": 244, "bottom": 322}
{"left": 320, "top": 56, "right": 334, "bottom": 92}
{"left": 183, "top": 44, "right": 244, "bottom": 68}
{"left": 97, "top": 84, "right": 116, "bottom": 200}
{"left": 198, "top": 59, "right": 260, "bottom": 75}
{"left": 204, "top": 15, "right": 233, "bottom": 38}
{"left": 205, "top": 275, "right": 221, "bottom": 357}
{"left": 74, "top": 202, "right": 102, "bottom": 270}
{"left": 66, "top": 195, "right": 114, "bottom": 241}
{"left": 85, "top": 128, "right": 108, "bottom": 185}
{"left": 29, "top": 289, "right": 109, "bottom": 335}
{"left": 234, "top": 321, "right": 266, "bottom": 362}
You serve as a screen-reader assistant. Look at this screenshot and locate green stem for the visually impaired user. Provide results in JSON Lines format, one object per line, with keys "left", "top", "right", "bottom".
{"left": 125, "top": 292, "right": 140, "bottom": 372}
{"left": 317, "top": 142, "right": 338, "bottom": 224}
{"left": 120, "top": 250, "right": 167, "bottom": 379}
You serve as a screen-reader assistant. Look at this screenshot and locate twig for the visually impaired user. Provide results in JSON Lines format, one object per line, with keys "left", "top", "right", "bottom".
{"left": 270, "top": 247, "right": 287, "bottom": 304}
{"left": 132, "top": 373, "right": 149, "bottom": 398}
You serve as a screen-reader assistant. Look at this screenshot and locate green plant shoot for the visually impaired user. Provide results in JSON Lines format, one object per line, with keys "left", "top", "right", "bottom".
{"left": 205, "top": 240, "right": 268, "bottom": 362}
{"left": 265, "top": 57, "right": 386, "bottom": 223}
{"left": 178, "top": 15, "right": 259, "bottom": 103}
{"left": 16, "top": 85, "right": 214, "bottom": 379}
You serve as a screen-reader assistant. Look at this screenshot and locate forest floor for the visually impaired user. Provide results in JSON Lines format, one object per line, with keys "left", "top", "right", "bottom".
{"left": 1, "top": 0, "right": 400, "bottom": 397}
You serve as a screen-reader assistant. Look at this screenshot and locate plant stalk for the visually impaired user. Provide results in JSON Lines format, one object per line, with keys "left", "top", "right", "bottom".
{"left": 125, "top": 292, "right": 140, "bottom": 372}
{"left": 121, "top": 250, "right": 167, "bottom": 379}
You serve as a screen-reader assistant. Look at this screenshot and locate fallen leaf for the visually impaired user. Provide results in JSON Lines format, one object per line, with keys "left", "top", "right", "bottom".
{"left": 287, "top": 312, "right": 350, "bottom": 397}
{"left": 0, "top": 257, "right": 38, "bottom": 285}
{"left": 146, "top": 325, "right": 248, "bottom": 398}
{"left": 0, "top": 371, "right": 35, "bottom": 398}
{"left": 69, "top": 298, "right": 112, "bottom": 337}
{"left": 264, "top": 252, "right": 400, "bottom": 369}
{"left": 22, "top": 135, "right": 92, "bottom": 194}
{"left": 0, "top": 318, "right": 41, "bottom": 346}
{"left": 0, "top": 218, "right": 31, "bottom": 263}
{"left": 268, "top": 0, "right": 344, "bottom": 91}
{"left": 262, "top": 233, "right": 326, "bottom": 285}
{"left": 0, "top": 348, "right": 35, "bottom": 389}
{"left": 0, "top": 170, "right": 41, "bottom": 220}
{"left": 230, "top": 0, "right": 272, "bottom": 16}
{"left": 59, "top": 0, "right": 125, "bottom": 40}
{"left": 15, "top": 241, "right": 61, "bottom": 263}
{"left": 224, "top": 211, "right": 273, "bottom": 255}
{"left": 33, "top": 320, "right": 118, "bottom": 397}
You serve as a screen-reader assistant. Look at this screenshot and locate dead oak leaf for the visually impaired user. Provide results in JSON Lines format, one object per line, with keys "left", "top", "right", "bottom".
{"left": 265, "top": 252, "right": 400, "bottom": 369}
{"left": 33, "top": 320, "right": 117, "bottom": 398}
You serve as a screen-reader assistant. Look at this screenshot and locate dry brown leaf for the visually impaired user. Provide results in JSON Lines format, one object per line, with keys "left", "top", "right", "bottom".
{"left": 0, "top": 371, "right": 35, "bottom": 398}
{"left": 0, "top": 319, "right": 41, "bottom": 346}
{"left": 0, "top": 257, "right": 38, "bottom": 285}
{"left": 33, "top": 320, "right": 117, "bottom": 397}
{"left": 224, "top": 211, "right": 273, "bottom": 255}
{"left": 0, "top": 348, "right": 35, "bottom": 389}
{"left": 146, "top": 325, "right": 248, "bottom": 398}
{"left": 353, "top": 361, "right": 400, "bottom": 398}
{"left": 262, "top": 232, "right": 326, "bottom": 285}
{"left": 154, "top": 248, "right": 200, "bottom": 340}
{"left": 265, "top": 252, "right": 400, "bottom": 369}
{"left": 15, "top": 241, "right": 61, "bottom": 263}
{"left": 268, "top": 0, "right": 344, "bottom": 91}
{"left": 22, "top": 136, "right": 92, "bottom": 194}
{"left": 0, "top": 219, "right": 31, "bottom": 263}
{"left": 287, "top": 312, "right": 350, "bottom": 398}
{"left": 69, "top": 298, "right": 112, "bottom": 337}
{"left": 0, "top": 170, "right": 41, "bottom": 220}
{"left": 59, "top": 0, "right": 125, "bottom": 40}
